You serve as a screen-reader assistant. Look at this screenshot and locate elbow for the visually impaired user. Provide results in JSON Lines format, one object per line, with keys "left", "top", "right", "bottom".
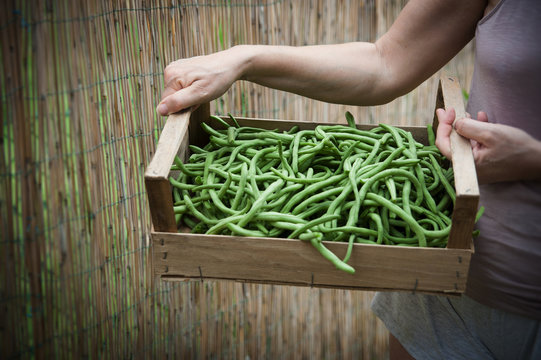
{"left": 353, "top": 74, "right": 425, "bottom": 106}
{"left": 349, "top": 81, "right": 408, "bottom": 107}
{"left": 364, "top": 40, "right": 427, "bottom": 106}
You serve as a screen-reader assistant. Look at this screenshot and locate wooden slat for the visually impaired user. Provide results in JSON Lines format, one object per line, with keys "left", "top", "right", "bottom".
{"left": 145, "top": 110, "right": 192, "bottom": 232}
{"left": 439, "top": 75, "right": 480, "bottom": 249}
{"left": 188, "top": 103, "right": 211, "bottom": 148}
{"left": 152, "top": 232, "right": 472, "bottom": 294}
{"left": 145, "top": 110, "right": 192, "bottom": 179}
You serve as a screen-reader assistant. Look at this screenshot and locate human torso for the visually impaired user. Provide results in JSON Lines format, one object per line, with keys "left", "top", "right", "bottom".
{"left": 465, "top": 0, "right": 541, "bottom": 319}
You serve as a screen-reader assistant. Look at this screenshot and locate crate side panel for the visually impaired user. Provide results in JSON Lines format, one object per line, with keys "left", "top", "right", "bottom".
{"left": 152, "top": 233, "right": 471, "bottom": 293}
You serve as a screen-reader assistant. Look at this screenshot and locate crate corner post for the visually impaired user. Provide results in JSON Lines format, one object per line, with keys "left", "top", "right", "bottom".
{"left": 437, "top": 75, "right": 480, "bottom": 250}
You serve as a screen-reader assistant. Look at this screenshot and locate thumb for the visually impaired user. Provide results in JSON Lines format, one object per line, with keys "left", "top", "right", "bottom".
{"left": 454, "top": 117, "right": 493, "bottom": 144}
{"left": 156, "top": 87, "right": 201, "bottom": 116}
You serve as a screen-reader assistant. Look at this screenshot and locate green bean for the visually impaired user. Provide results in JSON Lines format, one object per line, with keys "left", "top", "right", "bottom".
{"left": 419, "top": 159, "right": 441, "bottom": 192}
{"left": 385, "top": 178, "right": 397, "bottom": 202}
{"left": 295, "top": 201, "right": 335, "bottom": 220}
{"left": 291, "top": 187, "right": 344, "bottom": 215}
{"left": 170, "top": 177, "right": 225, "bottom": 192}
{"left": 281, "top": 173, "right": 347, "bottom": 213}
{"left": 182, "top": 194, "right": 219, "bottom": 225}
{"left": 429, "top": 154, "right": 456, "bottom": 204}
{"left": 368, "top": 212, "right": 384, "bottom": 245}
{"left": 235, "top": 129, "right": 294, "bottom": 142}
{"left": 413, "top": 163, "right": 438, "bottom": 213}
{"left": 174, "top": 156, "right": 200, "bottom": 177}
{"left": 237, "top": 178, "right": 284, "bottom": 228}
{"left": 231, "top": 162, "right": 248, "bottom": 210}
{"left": 248, "top": 148, "right": 274, "bottom": 198}
{"left": 317, "top": 224, "right": 378, "bottom": 238}
{"left": 256, "top": 211, "right": 306, "bottom": 224}
{"left": 427, "top": 124, "right": 436, "bottom": 146}
{"left": 345, "top": 111, "right": 356, "bottom": 128}
{"left": 436, "top": 192, "right": 452, "bottom": 212}
{"left": 210, "top": 114, "right": 233, "bottom": 129}
{"left": 226, "top": 223, "right": 267, "bottom": 237}
{"left": 308, "top": 235, "right": 355, "bottom": 274}
{"left": 182, "top": 216, "right": 199, "bottom": 230}
{"left": 380, "top": 123, "right": 404, "bottom": 148}
{"left": 320, "top": 124, "right": 383, "bottom": 140}
{"left": 359, "top": 145, "right": 406, "bottom": 181}
{"left": 334, "top": 140, "right": 361, "bottom": 174}
{"left": 206, "top": 214, "right": 246, "bottom": 234}
{"left": 289, "top": 214, "right": 341, "bottom": 239}
{"left": 277, "top": 140, "right": 295, "bottom": 177}
{"left": 270, "top": 221, "right": 301, "bottom": 231}
{"left": 365, "top": 192, "right": 427, "bottom": 247}
{"left": 188, "top": 144, "right": 207, "bottom": 154}
{"left": 402, "top": 179, "right": 412, "bottom": 216}
{"left": 270, "top": 166, "right": 332, "bottom": 184}
{"left": 227, "top": 113, "right": 241, "bottom": 128}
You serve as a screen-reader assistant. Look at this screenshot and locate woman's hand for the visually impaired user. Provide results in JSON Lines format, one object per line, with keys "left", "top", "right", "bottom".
{"left": 156, "top": 48, "right": 245, "bottom": 116}
{"left": 435, "top": 108, "right": 541, "bottom": 184}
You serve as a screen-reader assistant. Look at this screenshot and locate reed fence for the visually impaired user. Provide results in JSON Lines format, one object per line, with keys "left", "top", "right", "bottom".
{"left": 1, "top": 0, "right": 475, "bottom": 358}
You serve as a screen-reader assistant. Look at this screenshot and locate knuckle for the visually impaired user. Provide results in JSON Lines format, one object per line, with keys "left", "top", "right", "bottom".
{"left": 163, "top": 61, "right": 179, "bottom": 78}
{"left": 163, "top": 63, "right": 173, "bottom": 74}
{"left": 454, "top": 119, "right": 466, "bottom": 132}
{"left": 193, "top": 82, "right": 210, "bottom": 100}
{"left": 166, "top": 94, "right": 181, "bottom": 108}
{"left": 198, "top": 89, "right": 210, "bottom": 100}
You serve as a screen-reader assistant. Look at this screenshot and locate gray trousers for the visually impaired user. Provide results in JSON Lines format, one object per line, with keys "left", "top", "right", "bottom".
{"left": 371, "top": 292, "right": 541, "bottom": 360}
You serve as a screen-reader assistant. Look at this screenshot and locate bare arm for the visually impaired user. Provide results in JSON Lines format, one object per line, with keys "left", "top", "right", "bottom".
{"left": 157, "top": 0, "right": 487, "bottom": 115}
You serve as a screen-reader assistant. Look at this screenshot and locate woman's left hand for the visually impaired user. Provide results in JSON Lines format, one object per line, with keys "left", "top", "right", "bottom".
{"left": 435, "top": 108, "right": 541, "bottom": 184}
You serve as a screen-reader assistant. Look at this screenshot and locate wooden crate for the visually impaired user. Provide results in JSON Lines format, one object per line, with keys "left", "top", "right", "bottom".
{"left": 145, "top": 75, "right": 479, "bottom": 295}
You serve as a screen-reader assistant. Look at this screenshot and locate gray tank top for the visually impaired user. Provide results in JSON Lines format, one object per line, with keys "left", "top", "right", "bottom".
{"left": 465, "top": 0, "right": 541, "bottom": 319}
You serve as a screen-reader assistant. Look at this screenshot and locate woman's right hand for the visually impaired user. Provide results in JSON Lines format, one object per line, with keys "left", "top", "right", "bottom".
{"left": 156, "top": 48, "right": 244, "bottom": 116}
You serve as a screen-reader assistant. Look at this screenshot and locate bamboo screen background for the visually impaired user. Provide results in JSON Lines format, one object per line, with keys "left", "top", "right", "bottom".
{"left": 1, "top": 0, "right": 475, "bottom": 358}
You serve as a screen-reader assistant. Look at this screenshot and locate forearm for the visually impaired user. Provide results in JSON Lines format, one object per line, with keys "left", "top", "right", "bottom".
{"left": 234, "top": 43, "right": 396, "bottom": 106}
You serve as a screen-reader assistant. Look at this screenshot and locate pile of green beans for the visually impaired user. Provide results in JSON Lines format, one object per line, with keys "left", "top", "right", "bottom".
{"left": 169, "top": 113, "right": 458, "bottom": 274}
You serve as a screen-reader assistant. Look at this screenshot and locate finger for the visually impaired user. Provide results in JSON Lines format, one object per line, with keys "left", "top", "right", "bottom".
{"left": 454, "top": 117, "right": 494, "bottom": 145}
{"left": 156, "top": 86, "right": 204, "bottom": 116}
{"left": 469, "top": 111, "right": 488, "bottom": 148}
{"left": 434, "top": 108, "right": 455, "bottom": 159}
{"left": 160, "top": 86, "right": 180, "bottom": 102}
{"left": 438, "top": 107, "right": 456, "bottom": 126}
{"left": 477, "top": 111, "right": 489, "bottom": 123}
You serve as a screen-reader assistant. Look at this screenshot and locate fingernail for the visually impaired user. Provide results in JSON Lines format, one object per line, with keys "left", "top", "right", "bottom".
{"left": 157, "top": 103, "right": 168, "bottom": 115}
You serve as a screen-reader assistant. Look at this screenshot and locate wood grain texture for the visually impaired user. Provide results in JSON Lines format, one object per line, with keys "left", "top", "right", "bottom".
{"left": 145, "top": 110, "right": 192, "bottom": 232}
{"left": 439, "top": 75, "right": 480, "bottom": 249}
{"left": 145, "top": 110, "right": 192, "bottom": 179}
{"left": 152, "top": 232, "right": 472, "bottom": 294}
{"left": 440, "top": 75, "right": 479, "bottom": 198}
